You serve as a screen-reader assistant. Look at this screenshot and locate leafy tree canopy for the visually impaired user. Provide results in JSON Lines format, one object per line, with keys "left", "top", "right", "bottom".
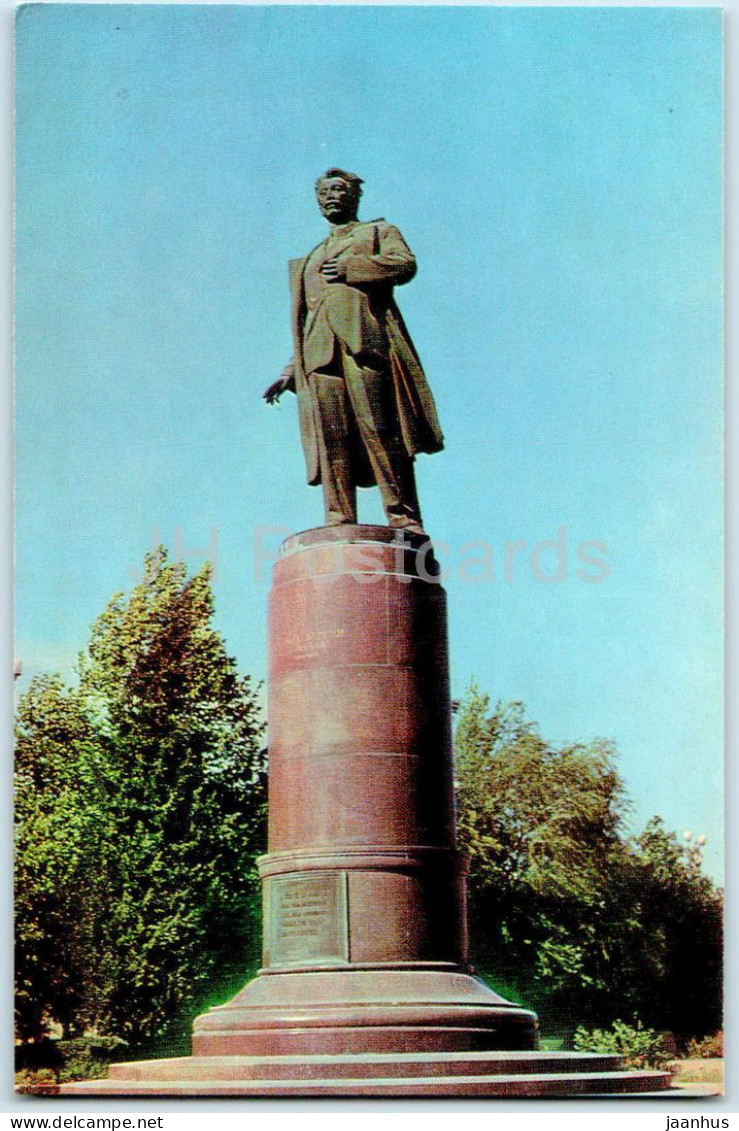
{"left": 15, "top": 550, "right": 266, "bottom": 1045}
{"left": 454, "top": 686, "right": 722, "bottom": 1043}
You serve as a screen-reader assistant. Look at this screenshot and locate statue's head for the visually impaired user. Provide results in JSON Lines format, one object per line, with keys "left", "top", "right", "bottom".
{"left": 315, "top": 168, "right": 363, "bottom": 224}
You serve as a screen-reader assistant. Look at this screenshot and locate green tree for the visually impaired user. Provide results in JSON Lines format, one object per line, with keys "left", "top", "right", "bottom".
{"left": 15, "top": 550, "right": 267, "bottom": 1045}
{"left": 607, "top": 818, "right": 723, "bottom": 1042}
{"left": 454, "top": 687, "right": 723, "bottom": 1042}
{"left": 455, "top": 688, "right": 628, "bottom": 1027}
{"left": 15, "top": 676, "right": 107, "bottom": 1039}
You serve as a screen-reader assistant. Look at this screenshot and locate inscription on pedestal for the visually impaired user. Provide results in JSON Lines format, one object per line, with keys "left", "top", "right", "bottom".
{"left": 265, "top": 872, "right": 348, "bottom": 968}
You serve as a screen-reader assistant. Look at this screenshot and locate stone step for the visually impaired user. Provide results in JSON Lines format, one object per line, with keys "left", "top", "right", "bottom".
{"left": 585, "top": 1090, "right": 722, "bottom": 1099}
{"left": 60, "top": 1069, "right": 673, "bottom": 1097}
{"left": 109, "top": 1050, "right": 623, "bottom": 1082}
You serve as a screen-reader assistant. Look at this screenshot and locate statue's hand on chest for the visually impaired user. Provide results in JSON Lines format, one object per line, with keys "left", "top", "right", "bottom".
{"left": 320, "top": 255, "right": 347, "bottom": 284}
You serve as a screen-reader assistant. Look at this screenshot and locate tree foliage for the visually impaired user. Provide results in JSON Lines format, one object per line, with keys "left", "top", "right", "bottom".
{"left": 607, "top": 817, "right": 723, "bottom": 1042}
{"left": 455, "top": 686, "right": 723, "bottom": 1042}
{"left": 15, "top": 551, "right": 266, "bottom": 1044}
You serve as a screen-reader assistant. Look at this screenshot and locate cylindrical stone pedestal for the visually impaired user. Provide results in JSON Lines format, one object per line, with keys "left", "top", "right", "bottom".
{"left": 193, "top": 525, "right": 537, "bottom": 1056}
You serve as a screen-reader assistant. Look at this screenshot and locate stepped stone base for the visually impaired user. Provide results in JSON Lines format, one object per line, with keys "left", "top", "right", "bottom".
{"left": 58, "top": 1050, "right": 678, "bottom": 1097}
{"left": 190, "top": 967, "right": 538, "bottom": 1057}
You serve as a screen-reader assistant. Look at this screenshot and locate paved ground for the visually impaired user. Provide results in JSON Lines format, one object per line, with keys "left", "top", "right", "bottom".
{"left": 671, "top": 1058, "right": 724, "bottom": 1094}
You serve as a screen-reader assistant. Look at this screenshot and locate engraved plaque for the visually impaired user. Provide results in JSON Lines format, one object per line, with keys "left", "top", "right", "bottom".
{"left": 265, "top": 872, "right": 348, "bottom": 968}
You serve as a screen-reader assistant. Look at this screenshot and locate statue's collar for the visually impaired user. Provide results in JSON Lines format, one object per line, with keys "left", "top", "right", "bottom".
{"left": 327, "top": 220, "right": 359, "bottom": 236}
{"left": 325, "top": 217, "right": 384, "bottom": 238}
{"left": 298, "top": 219, "right": 386, "bottom": 266}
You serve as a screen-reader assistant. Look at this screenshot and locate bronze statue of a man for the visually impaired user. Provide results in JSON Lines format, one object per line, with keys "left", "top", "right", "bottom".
{"left": 264, "top": 168, "right": 443, "bottom": 534}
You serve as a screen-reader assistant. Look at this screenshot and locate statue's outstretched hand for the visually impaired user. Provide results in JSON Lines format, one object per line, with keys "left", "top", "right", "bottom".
{"left": 263, "top": 376, "right": 290, "bottom": 405}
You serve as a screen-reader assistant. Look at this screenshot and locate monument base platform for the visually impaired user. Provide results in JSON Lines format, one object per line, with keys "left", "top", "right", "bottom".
{"left": 57, "top": 1049, "right": 679, "bottom": 1097}
{"left": 53, "top": 968, "right": 689, "bottom": 1097}
{"left": 191, "top": 966, "right": 538, "bottom": 1057}
{"left": 53, "top": 966, "right": 685, "bottom": 1097}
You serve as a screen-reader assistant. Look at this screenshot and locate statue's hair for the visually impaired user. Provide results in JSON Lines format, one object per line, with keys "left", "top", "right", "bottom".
{"left": 315, "top": 168, "right": 364, "bottom": 197}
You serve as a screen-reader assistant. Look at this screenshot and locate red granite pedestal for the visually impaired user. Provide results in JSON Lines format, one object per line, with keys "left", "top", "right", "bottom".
{"left": 58, "top": 527, "right": 676, "bottom": 1096}
{"left": 192, "top": 525, "right": 537, "bottom": 1061}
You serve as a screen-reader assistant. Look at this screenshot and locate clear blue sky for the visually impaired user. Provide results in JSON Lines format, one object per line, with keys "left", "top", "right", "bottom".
{"left": 15, "top": 5, "right": 723, "bottom": 878}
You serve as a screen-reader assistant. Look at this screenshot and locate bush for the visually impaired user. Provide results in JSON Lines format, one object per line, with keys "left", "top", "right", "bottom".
{"left": 686, "top": 1031, "right": 724, "bottom": 1059}
{"left": 14, "top": 1068, "right": 58, "bottom": 1095}
{"left": 573, "top": 1019, "right": 673, "bottom": 1071}
{"left": 15, "top": 1036, "right": 129, "bottom": 1088}
{"left": 57, "top": 1036, "right": 129, "bottom": 1083}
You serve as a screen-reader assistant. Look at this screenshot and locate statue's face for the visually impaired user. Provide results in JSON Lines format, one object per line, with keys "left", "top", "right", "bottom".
{"left": 316, "top": 178, "right": 358, "bottom": 224}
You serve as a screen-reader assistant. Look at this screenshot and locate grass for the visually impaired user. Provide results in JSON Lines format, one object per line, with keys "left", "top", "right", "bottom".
{"left": 539, "top": 1036, "right": 566, "bottom": 1052}
{"left": 671, "top": 1058, "right": 724, "bottom": 1086}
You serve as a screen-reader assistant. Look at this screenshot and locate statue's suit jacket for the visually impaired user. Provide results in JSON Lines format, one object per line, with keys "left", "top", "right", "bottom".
{"left": 283, "top": 219, "right": 444, "bottom": 487}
